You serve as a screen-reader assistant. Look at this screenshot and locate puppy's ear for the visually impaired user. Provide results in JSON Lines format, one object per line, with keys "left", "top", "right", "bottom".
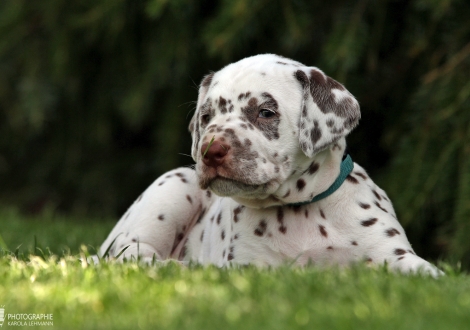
{"left": 294, "top": 69, "right": 360, "bottom": 158}
{"left": 189, "top": 72, "right": 214, "bottom": 161}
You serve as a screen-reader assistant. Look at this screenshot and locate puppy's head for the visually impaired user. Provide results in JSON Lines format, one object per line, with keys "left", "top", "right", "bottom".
{"left": 189, "top": 54, "right": 360, "bottom": 204}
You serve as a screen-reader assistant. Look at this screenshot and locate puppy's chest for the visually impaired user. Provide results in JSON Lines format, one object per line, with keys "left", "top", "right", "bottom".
{"left": 185, "top": 199, "right": 358, "bottom": 266}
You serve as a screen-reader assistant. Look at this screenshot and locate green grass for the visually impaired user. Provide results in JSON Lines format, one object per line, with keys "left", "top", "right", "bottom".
{"left": 1, "top": 209, "right": 470, "bottom": 330}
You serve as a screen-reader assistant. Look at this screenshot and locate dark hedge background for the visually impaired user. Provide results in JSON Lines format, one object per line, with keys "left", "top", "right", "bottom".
{"left": 0, "top": 0, "right": 469, "bottom": 267}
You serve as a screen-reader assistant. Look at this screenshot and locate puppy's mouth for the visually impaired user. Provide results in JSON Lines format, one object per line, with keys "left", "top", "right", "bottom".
{"left": 198, "top": 171, "right": 269, "bottom": 197}
{"left": 208, "top": 177, "right": 266, "bottom": 197}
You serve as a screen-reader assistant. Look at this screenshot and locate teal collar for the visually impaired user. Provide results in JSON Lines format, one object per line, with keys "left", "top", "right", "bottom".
{"left": 287, "top": 154, "right": 354, "bottom": 206}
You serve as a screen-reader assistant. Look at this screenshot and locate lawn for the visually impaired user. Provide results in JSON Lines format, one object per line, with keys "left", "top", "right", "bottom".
{"left": 0, "top": 209, "right": 469, "bottom": 330}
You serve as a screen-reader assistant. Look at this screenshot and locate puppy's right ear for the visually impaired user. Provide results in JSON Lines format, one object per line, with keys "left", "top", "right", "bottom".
{"left": 189, "top": 72, "right": 214, "bottom": 161}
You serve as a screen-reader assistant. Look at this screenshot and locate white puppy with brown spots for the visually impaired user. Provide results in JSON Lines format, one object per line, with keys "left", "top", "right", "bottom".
{"left": 97, "top": 54, "right": 441, "bottom": 276}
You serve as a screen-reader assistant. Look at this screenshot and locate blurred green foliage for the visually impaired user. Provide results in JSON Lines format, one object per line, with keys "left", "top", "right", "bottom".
{"left": 0, "top": 0, "right": 469, "bottom": 266}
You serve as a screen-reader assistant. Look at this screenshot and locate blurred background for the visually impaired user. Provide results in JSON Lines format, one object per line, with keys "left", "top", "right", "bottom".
{"left": 0, "top": 0, "right": 469, "bottom": 267}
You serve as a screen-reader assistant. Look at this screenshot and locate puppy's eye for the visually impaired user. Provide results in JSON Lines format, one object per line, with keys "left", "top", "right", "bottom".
{"left": 201, "top": 114, "right": 211, "bottom": 125}
{"left": 259, "top": 109, "right": 276, "bottom": 118}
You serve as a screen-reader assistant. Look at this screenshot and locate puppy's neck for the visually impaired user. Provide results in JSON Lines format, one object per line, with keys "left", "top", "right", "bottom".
{"left": 232, "top": 139, "right": 347, "bottom": 208}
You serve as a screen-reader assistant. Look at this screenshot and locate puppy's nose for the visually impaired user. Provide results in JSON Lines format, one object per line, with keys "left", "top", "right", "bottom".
{"left": 201, "top": 140, "right": 230, "bottom": 168}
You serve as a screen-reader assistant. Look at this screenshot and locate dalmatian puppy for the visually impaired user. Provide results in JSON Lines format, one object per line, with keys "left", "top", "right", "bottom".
{"left": 97, "top": 54, "right": 441, "bottom": 276}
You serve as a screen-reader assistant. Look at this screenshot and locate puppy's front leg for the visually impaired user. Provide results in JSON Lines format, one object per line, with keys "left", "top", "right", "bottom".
{"left": 98, "top": 167, "right": 204, "bottom": 262}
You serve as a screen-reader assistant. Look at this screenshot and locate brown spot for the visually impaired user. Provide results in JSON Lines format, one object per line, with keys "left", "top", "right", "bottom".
{"left": 221, "top": 230, "right": 225, "bottom": 240}
{"left": 175, "top": 173, "right": 184, "bottom": 178}
{"left": 186, "top": 195, "right": 192, "bottom": 204}
{"left": 206, "top": 190, "right": 212, "bottom": 198}
{"left": 346, "top": 175, "right": 359, "bottom": 184}
{"left": 276, "top": 207, "right": 287, "bottom": 234}
{"left": 310, "top": 120, "right": 322, "bottom": 145}
{"left": 228, "top": 253, "right": 234, "bottom": 261}
{"left": 222, "top": 250, "right": 226, "bottom": 258}
{"left": 397, "top": 256, "right": 405, "bottom": 260}
{"left": 282, "top": 190, "right": 291, "bottom": 198}
{"left": 374, "top": 201, "right": 388, "bottom": 213}
{"left": 320, "top": 209, "right": 326, "bottom": 219}
{"left": 158, "top": 214, "right": 164, "bottom": 221}
{"left": 354, "top": 172, "right": 367, "bottom": 180}
{"left": 306, "top": 161, "right": 319, "bottom": 175}
{"left": 158, "top": 181, "right": 165, "bottom": 186}
{"left": 361, "top": 218, "right": 378, "bottom": 227}
{"left": 132, "top": 238, "right": 137, "bottom": 243}
{"left": 218, "top": 96, "right": 228, "bottom": 114}
{"left": 181, "top": 178, "right": 188, "bottom": 183}
{"left": 234, "top": 234, "right": 239, "bottom": 240}
{"left": 277, "top": 207, "right": 284, "bottom": 223}
{"left": 176, "top": 233, "right": 184, "bottom": 241}
{"left": 358, "top": 202, "right": 370, "bottom": 209}
{"left": 296, "top": 179, "right": 306, "bottom": 191}
{"left": 304, "top": 209, "right": 309, "bottom": 218}
{"left": 351, "top": 241, "right": 358, "bottom": 246}
{"left": 200, "top": 231, "right": 204, "bottom": 241}
{"left": 217, "top": 213, "right": 222, "bottom": 225}
{"left": 290, "top": 205, "right": 302, "bottom": 213}
{"left": 394, "top": 248, "right": 407, "bottom": 255}
{"left": 385, "top": 228, "right": 400, "bottom": 237}
{"left": 327, "top": 246, "right": 333, "bottom": 250}
{"left": 319, "top": 225, "right": 328, "bottom": 238}
{"left": 254, "top": 220, "right": 267, "bottom": 236}
{"left": 233, "top": 206, "right": 244, "bottom": 223}
{"left": 372, "top": 189, "right": 382, "bottom": 201}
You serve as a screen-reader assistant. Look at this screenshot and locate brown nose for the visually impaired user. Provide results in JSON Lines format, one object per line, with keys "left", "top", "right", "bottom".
{"left": 201, "top": 140, "right": 230, "bottom": 168}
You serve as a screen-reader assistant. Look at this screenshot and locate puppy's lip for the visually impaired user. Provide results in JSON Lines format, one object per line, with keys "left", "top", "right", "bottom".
{"left": 200, "top": 172, "right": 264, "bottom": 190}
{"left": 212, "top": 176, "right": 260, "bottom": 188}
{"left": 209, "top": 177, "right": 266, "bottom": 197}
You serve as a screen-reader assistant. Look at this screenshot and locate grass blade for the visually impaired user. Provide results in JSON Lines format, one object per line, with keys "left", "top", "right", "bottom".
{"left": 203, "top": 135, "right": 215, "bottom": 157}
{"left": 102, "top": 233, "right": 122, "bottom": 259}
{"left": 115, "top": 245, "right": 130, "bottom": 259}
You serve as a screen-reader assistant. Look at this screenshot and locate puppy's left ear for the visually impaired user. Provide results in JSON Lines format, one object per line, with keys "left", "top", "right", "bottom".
{"left": 188, "top": 72, "right": 214, "bottom": 161}
{"left": 294, "top": 69, "right": 360, "bottom": 158}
